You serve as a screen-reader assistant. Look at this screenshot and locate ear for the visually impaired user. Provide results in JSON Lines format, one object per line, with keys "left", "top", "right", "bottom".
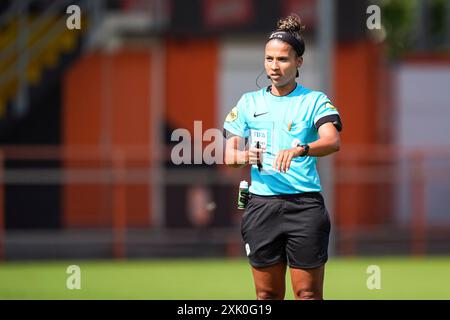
{"left": 297, "top": 56, "right": 303, "bottom": 68}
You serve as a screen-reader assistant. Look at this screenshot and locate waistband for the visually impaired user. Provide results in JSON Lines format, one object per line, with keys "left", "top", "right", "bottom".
{"left": 250, "top": 192, "right": 322, "bottom": 200}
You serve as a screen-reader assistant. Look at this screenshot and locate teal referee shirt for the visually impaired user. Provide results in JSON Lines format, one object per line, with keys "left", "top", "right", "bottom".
{"left": 223, "top": 84, "right": 342, "bottom": 196}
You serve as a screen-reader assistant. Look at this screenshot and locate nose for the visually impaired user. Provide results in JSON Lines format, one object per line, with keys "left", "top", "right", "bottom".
{"left": 270, "top": 60, "right": 279, "bottom": 70}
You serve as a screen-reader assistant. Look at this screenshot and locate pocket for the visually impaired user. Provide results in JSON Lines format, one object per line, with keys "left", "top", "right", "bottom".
{"left": 281, "top": 120, "right": 310, "bottom": 150}
{"left": 248, "top": 121, "right": 275, "bottom": 149}
{"left": 248, "top": 121, "right": 276, "bottom": 168}
{"left": 287, "top": 120, "right": 309, "bottom": 137}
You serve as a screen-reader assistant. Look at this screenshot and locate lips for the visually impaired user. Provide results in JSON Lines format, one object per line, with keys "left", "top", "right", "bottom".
{"left": 270, "top": 74, "right": 281, "bottom": 79}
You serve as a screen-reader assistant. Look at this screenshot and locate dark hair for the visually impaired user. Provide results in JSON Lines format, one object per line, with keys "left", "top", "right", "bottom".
{"left": 275, "top": 14, "right": 305, "bottom": 56}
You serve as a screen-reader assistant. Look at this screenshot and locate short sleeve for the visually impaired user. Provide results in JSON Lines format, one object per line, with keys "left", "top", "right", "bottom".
{"left": 313, "top": 93, "right": 343, "bottom": 132}
{"left": 223, "top": 94, "right": 249, "bottom": 138}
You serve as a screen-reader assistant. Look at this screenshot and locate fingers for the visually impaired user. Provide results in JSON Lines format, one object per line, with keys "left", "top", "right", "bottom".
{"left": 272, "top": 154, "right": 278, "bottom": 171}
{"left": 284, "top": 153, "right": 294, "bottom": 172}
{"left": 249, "top": 147, "right": 264, "bottom": 165}
{"left": 280, "top": 152, "right": 291, "bottom": 172}
{"left": 273, "top": 152, "right": 284, "bottom": 172}
{"left": 273, "top": 150, "right": 295, "bottom": 173}
{"left": 248, "top": 148, "right": 258, "bottom": 165}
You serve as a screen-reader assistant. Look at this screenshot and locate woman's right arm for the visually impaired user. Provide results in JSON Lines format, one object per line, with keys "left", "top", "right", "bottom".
{"left": 225, "top": 136, "right": 263, "bottom": 168}
{"left": 224, "top": 136, "right": 249, "bottom": 168}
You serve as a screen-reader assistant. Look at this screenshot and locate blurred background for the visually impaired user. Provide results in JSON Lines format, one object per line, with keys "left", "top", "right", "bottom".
{"left": 0, "top": 0, "right": 450, "bottom": 299}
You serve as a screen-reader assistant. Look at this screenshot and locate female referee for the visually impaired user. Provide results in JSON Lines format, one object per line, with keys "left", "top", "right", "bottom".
{"left": 223, "top": 14, "right": 342, "bottom": 300}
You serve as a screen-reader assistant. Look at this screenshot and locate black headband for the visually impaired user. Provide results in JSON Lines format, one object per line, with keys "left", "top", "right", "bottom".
{"left": 268, "top": 31, "right": 305, "bottom": 56}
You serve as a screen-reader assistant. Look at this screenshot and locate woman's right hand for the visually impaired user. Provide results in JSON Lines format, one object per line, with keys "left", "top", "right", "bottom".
{"left": 249, "top": 146, "right": 264, "bottom": 166}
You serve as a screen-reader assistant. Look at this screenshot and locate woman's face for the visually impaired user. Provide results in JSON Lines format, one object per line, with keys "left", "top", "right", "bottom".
{"left": 265, "top": 39, "right": 303, "bottom": 88}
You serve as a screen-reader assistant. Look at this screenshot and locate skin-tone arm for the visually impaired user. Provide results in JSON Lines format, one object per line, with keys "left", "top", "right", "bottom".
{"left": 273, "top": 122, "right": 341, "bottom": 173}
{"left": 224, "top": 136, "right": 248, "bottom": 168}
{"left": 224, "top": 135, "right": 264, "bottom": 168}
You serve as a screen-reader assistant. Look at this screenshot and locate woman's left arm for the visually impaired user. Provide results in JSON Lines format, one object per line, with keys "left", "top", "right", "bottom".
{"left": 273, "top": 122, "right": 341, "bottom": 172}
{"left": 305, "top": 122, "right": 340, "bottom": 157}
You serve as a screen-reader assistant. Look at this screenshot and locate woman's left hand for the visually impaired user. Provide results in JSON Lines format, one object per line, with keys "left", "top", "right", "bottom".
{"left": 273, "top": 147, "right": 303, "bottom": 172}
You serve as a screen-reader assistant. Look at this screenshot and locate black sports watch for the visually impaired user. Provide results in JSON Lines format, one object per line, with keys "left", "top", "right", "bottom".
{"left": 297, "top": 143, "right": 310, "bottom": 157}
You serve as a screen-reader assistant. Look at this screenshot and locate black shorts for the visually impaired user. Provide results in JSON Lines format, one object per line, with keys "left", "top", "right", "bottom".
{"left": 240, "top": 192, "right": 331, "bottom": 269}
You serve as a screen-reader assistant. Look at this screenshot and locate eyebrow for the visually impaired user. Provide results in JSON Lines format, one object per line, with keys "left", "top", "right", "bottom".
{"left": 265, "top": 55, "right": 289, "bottom": 59}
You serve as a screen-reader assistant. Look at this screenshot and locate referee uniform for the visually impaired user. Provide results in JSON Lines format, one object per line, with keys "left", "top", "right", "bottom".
{"left": 224, "top": 83, "right": 343, "bottom": 269}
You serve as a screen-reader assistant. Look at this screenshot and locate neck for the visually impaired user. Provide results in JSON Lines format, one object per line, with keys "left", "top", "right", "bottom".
{"left": 271, "top": 81, "right": 297, "bottom": 96}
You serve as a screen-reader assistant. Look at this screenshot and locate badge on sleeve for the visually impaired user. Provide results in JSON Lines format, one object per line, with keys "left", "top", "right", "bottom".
{"left": 225, "top": 107, "right": 238, "bottom": 122}
{"left": 326, "top": 103, "right": 337, "bottom": 111}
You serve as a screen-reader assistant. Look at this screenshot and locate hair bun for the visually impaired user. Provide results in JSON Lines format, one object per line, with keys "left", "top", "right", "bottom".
{"left": 276, "top": 14, "right": 305, "bottom": 34}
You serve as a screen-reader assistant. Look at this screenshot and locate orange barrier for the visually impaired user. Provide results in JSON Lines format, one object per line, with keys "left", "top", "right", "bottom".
{"left": 112, "top": 151, "right": 127, "bottom": 260}
{"left": 63, "top": 51, "right": 153, "bottom": 228}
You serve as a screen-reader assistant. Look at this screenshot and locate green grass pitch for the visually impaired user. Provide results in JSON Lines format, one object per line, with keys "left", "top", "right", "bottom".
{"left": 1, "top": 256, "right": 450, "bottom": 299}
